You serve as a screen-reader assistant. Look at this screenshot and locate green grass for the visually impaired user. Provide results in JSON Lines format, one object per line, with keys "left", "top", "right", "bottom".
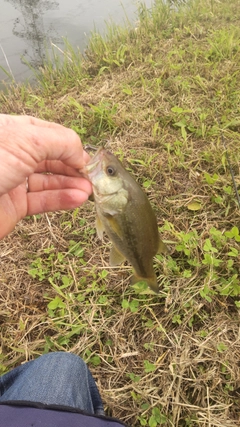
{"left": 0, "top": 1, "right": 240, "bottom": 426}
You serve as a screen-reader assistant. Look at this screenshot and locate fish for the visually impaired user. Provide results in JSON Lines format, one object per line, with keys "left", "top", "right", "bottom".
{"left": 85, "top": 147, "right": 168, "bottom": 293}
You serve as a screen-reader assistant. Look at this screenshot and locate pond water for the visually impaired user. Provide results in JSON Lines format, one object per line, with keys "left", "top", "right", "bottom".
{"left": 0, "top": 0, "right": 153, "bottom": 84}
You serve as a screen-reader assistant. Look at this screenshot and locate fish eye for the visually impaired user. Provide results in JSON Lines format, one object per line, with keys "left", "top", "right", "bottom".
{"left": 106, "top": 165, "right": 116, "bottom": 176}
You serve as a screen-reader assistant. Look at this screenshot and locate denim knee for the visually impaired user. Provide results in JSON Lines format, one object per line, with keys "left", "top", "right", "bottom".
{"left": 39, "top": 351, "right": 84, "bottom": 367}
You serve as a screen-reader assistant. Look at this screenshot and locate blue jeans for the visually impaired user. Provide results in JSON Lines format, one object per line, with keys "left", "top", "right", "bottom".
{"left": 0, "top": 352, "right": 105, "bottom": 416}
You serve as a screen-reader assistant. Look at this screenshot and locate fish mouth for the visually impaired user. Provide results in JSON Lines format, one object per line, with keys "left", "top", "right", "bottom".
{"left": 78, "top": 159, "right": 100, "bottom": 182}
{"left": 84, "top": 147, "right": 104, "bottom": 174}
{"left": 84, "top": 144, "right": 99, "bottom": 153}
{"left": 85, "top": 158, "right": 100, "bottom": 173}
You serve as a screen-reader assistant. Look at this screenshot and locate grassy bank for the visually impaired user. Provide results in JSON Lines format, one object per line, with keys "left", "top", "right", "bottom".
{"left": 0, "top": 0, "right": 240, "bottom": 426}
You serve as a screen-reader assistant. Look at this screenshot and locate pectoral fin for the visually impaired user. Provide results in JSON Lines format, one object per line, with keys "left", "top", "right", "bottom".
{"left": 96, "top": 215, "right": 105, "bottom": 240}
{"left": 110, "top": 245, "right": 126, "bottom": 266}
{"left": 106, "top": 215, "right": 123, "bottom": 239}
{"left": 158, "top": 235, "right": 169, "bottom": 254}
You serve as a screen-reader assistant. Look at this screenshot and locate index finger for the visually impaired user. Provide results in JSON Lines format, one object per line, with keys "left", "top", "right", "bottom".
{"left": 0, "top": 114, "right": 62, "bottom": 129}
{"left": 28, "top": 125, "right": 86, "bottom": 169}
{"left": 0, "top": 114, "right": 86, "bottom": 168}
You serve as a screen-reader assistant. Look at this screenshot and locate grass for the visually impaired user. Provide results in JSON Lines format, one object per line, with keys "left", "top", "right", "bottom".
{"left": 0, "top": 0, "right": 240, "bottom": 425}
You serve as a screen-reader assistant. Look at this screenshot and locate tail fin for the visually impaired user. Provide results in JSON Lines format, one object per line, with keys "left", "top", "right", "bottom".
{"left": 132, "top": 274, "right": 159, "bottom": 294}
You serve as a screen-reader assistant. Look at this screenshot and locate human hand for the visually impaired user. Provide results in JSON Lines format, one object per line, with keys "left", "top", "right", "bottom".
{"left": 0, "top": 114, "right": 92, "bottom": 239}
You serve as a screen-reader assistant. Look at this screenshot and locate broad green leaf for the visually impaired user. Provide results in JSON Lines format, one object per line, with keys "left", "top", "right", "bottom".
{"left": 144, "top": 360, "right": 156, "bottom": 373}
{"left": 187, "top": 201, "right": 202, "bottom": 211}
{"left": 48, "top": 296, "right": 66, "bottom": 310}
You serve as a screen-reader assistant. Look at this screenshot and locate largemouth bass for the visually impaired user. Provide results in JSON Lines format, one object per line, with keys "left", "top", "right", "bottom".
{"left": 85, "top": 148, "right": 167, "bottom": 293}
